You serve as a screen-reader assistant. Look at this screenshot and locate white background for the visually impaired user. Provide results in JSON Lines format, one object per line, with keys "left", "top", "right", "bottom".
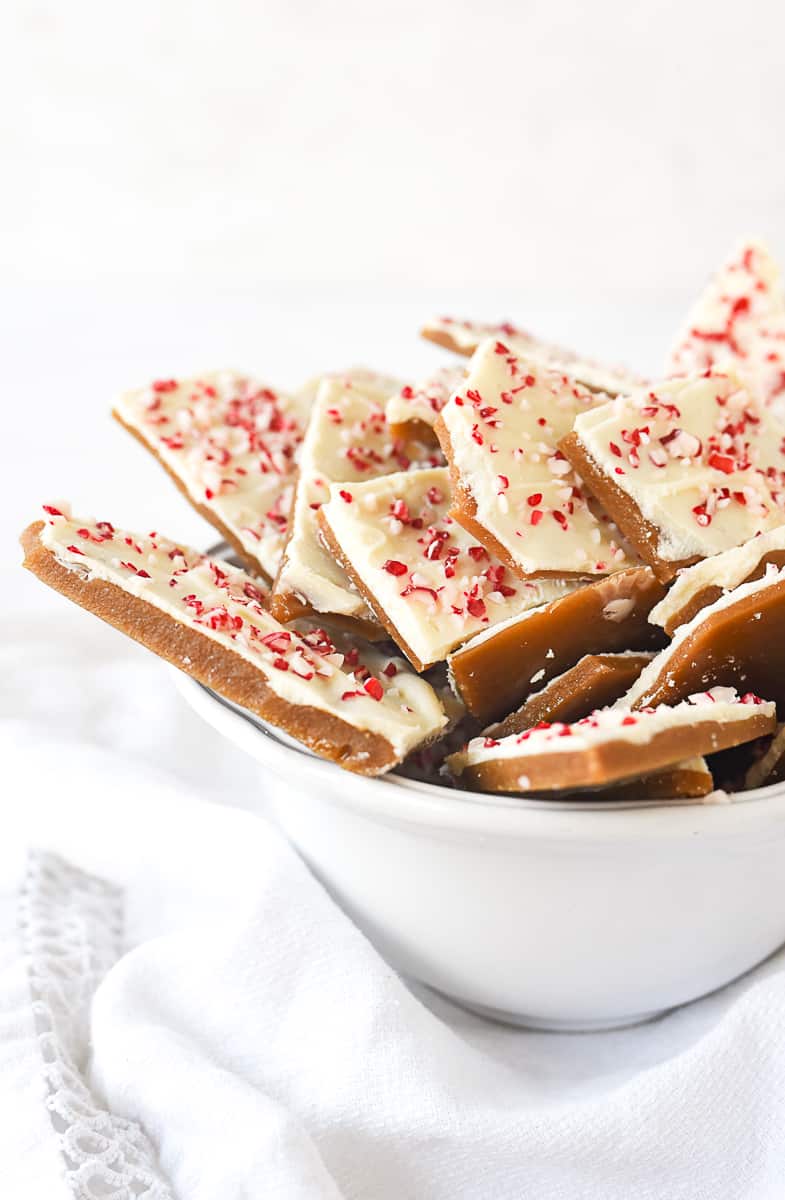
{"left": 3, "top": 0, "right": 785, "bottom": 563}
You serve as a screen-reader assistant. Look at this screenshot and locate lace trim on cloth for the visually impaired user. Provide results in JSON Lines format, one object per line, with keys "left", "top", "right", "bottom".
{"left": 18, "top": 851, "right": 173, "bottom": 1200}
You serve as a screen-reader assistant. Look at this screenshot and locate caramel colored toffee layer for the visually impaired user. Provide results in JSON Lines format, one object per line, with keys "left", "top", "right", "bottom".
{"left": 573, "top": 759, "right": 713, "bottom": 803}
{"left": 624, "top": 566, "right": 785, "bottom": 710}
{"left": 486, "top": 652, "right": 654, "bottom": 738}
{"left": 22, "top": 512, "right": 446, "bottom": 776}
{"left": 561, "top": 371, "right": 785, "bottom": 582}
{"left": 649, "top": 525, "right": 785, "bottom": 635}
{"left": 448, "top": 567, "right": 667, "bottom": 725}
{"left": 447, "top": 690, "right": 774, "bottom": 795}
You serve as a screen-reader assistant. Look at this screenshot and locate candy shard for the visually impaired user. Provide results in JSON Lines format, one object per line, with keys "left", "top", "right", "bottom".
{"left": 623, "top": 565, "right": 785, "bottom": 710}
{"left": 114, "top": 371, "right": 312, "bottom": 582}
{"left": 448, "top": 566, "right": 667, "bottom": 725}
{"left": 386, "top": 365, "right": 465, "bottom": 445}
{"left": 650, "top": 525, "right": 785, "bottom": 635}
{"left": 561, "top": 370, "right": 785, "bottom": 581}
{"left": 485, "top": 651, "right": 655, "bottom": 738}
{"left": 317, "top": 467, "right": 573, "bottom": 672}
{"left": 22, "top": 512, "right": 446, "bottom": 775}
{"left": 421, "top": 316, "right": 642, "bottom": 396}
{"left": 447, "top": 690, "right": 774, "bottom": 795}
{"left": 271, "top": 373, "right": 421, "bottom": 625}
{"left": 434, "top": 340, "right": 635, "bottom": 580}
{"left": 667, "top": 238, "right": 785, "bottom": 412}
{"left": 744, "top": 723, "right": 785, "bottom": 790}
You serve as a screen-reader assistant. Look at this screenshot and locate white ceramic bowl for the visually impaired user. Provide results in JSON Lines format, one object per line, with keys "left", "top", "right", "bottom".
{"left": 172, "top": 669, "right": 785, "bottom": 1030}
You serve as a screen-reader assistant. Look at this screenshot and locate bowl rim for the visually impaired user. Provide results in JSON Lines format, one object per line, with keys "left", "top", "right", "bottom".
{"left": 171, "top": 666, "right": 785, "bottom": 842}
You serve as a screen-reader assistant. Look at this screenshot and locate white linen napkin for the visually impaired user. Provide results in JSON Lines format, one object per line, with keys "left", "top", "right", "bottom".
{"left": 4, "top": 570, "right": 785, "bottom": 1199}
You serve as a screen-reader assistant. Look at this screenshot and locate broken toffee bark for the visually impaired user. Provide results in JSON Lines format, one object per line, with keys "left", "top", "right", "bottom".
{"left": 561, "top": 370, "right": 785, "bottom": 581}
{"left": 317, "top": 467, "right": 573, "bottom": 671}
{"left": 22, "top": 509, "right": 446, "bottom": 776}
{"left": 667, "top": 238, "right": 785, "bottom": 412}
{"left": 114, "top": 371, "right": 312, "bottom": 582}
{"left": 448, "top": 566, "right": 667, "bottom": 725}
{"left": 446, "top": 689, "right": 774, "bottom": 795}
{"left": 434, "top": 339, "right": 634, "bottom": 579}
{"left": 649, "top": 525, "right": 785, "bottom": 635}
{"left": 624, "top": 565, "right": 785, "bottom": 710}
{"left": 485, "top": 652, "right": 655, "bottom": 738}
{"left": 271, "top": 375, "right": 437, "bottom": 626}
{"left": 386, "top": 365, "right": 465, "bottom": 447}
{"left": 744, "top": 724, "right": 785, "bottom": 790}
{"left": 421, "top": 316, "right": 642, "bottom": 396}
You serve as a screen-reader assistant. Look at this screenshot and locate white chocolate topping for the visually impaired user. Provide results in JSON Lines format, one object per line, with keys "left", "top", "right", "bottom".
{"left": 422, "top": 316, "right": 642, "bottom": 395}
{"left": 386, "top": 365, "right": 465, "bottom": 431}
{"left": 39, "top": 506, "right": 446, "bottom": 757}
{"left": 650, "top": 525, "right": 785, "bottom": 631}
{"left": 115, "top": 371, "right": 313, "bottom": 580}
{"left": 274, "top": 376, "right": 439, "bottom": 617}
{"left": 438, "top": 339, "right": 635, "bottom": 576}
{"left": 319, "top": 467, "right": 573, "bottom": 670}
{"left": 622, "top": 565, "right": 785, "bottom": 708}
{"left": 451, "top": 688, "right": 772, "bottom": 772}
{"left": 571, "top": 370, "right": 785, "bottom": 562}
{"left": 667, "top": 239, "right": 785, "bottom": 411}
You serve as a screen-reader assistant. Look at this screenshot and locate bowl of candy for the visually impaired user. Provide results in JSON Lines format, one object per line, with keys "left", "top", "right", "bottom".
{"left": 22, "top": 237, "right": 785, "bottom": 1027}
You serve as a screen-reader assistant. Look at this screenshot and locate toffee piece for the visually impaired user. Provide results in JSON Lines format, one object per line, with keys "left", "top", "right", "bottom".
{"left": 448, "top": 566, "right": 667, "bottom": 725}
{"left": 744, "top": 724, "right": 785, "bottom": 790}
{"left": 386, "top": 365, "right": 465, "bottom": 447}
{"left": 623, "top": 565, "right": 785, "bottom": 710}
{"left": 421, "top": 316, "right": 641, "bottom": 396}
{"left": 561, "top": 370, "right": 785, "bottom": 581}
{"left": 446, "top": 689, "right": 774, "bottom": 795}
{"left": 434, "top": 339, "right": 634, "bottom": 579}
{"left": 114, "top": 371, "right": 312, "bottom": 582}
{"left": 318, "top": 467, "right": 572, "bottom": 672}
{"left": 649, "top": 525, "right": 785, "bottom": 635}
{"left": 271, "top": 374, "right": 436, "bottom": 626}
{"left": 667, "top": 238, "right": 785, "bottom": 412}
{"left": 486, "top": 652, "right": 655, "bottom": 738}
{"left": 22, "top": 509, "right": 446, "bottom": 776}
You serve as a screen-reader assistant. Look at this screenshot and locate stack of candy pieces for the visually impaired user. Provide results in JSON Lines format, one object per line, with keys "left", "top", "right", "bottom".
{"left": 21, "top": 235, "right": 785, "bottom": 794}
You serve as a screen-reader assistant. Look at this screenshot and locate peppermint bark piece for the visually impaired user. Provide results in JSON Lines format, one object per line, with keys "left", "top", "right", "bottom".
{"left": 623, "top": 566, "right": 785, "bottom": 711}
{"left": 448, "top": 566, "right": 667, "bottom": 725}
{"left": 421, "top": 317, "right": 642, "bottom": 396}
{"left": 744, "top": 724, "right": 785, "bottom": 790}
{"left": 561, "top": 370, "right": 785, "bottom": 582}
{"left": 22, "top": 509, "right": 446, "bottom": 776}
{"left": 271, "top": 375, "right": 435, "bottom": 626}
{"left": 114, "top": 371, "right": 312, "bottom": 582}
{"left": 434, "top": 340, "right": 634, "bottom": 579}
{"left": 386, "top": 365, "right": 465, "bottom": 447}
{"left": 317, "top": 467, "right": 574, "bottom": 672}
{"left": 667, "top": 238, "right": 785, "bottom": 410}
{"left": 447, "top": 690, "right": 774, "bottom": 795}
{"left": 486, "top": 652, "right": 655, "bottom": 738}
{"left": 649, "top": 525, "right": 785, "bottom": 635}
